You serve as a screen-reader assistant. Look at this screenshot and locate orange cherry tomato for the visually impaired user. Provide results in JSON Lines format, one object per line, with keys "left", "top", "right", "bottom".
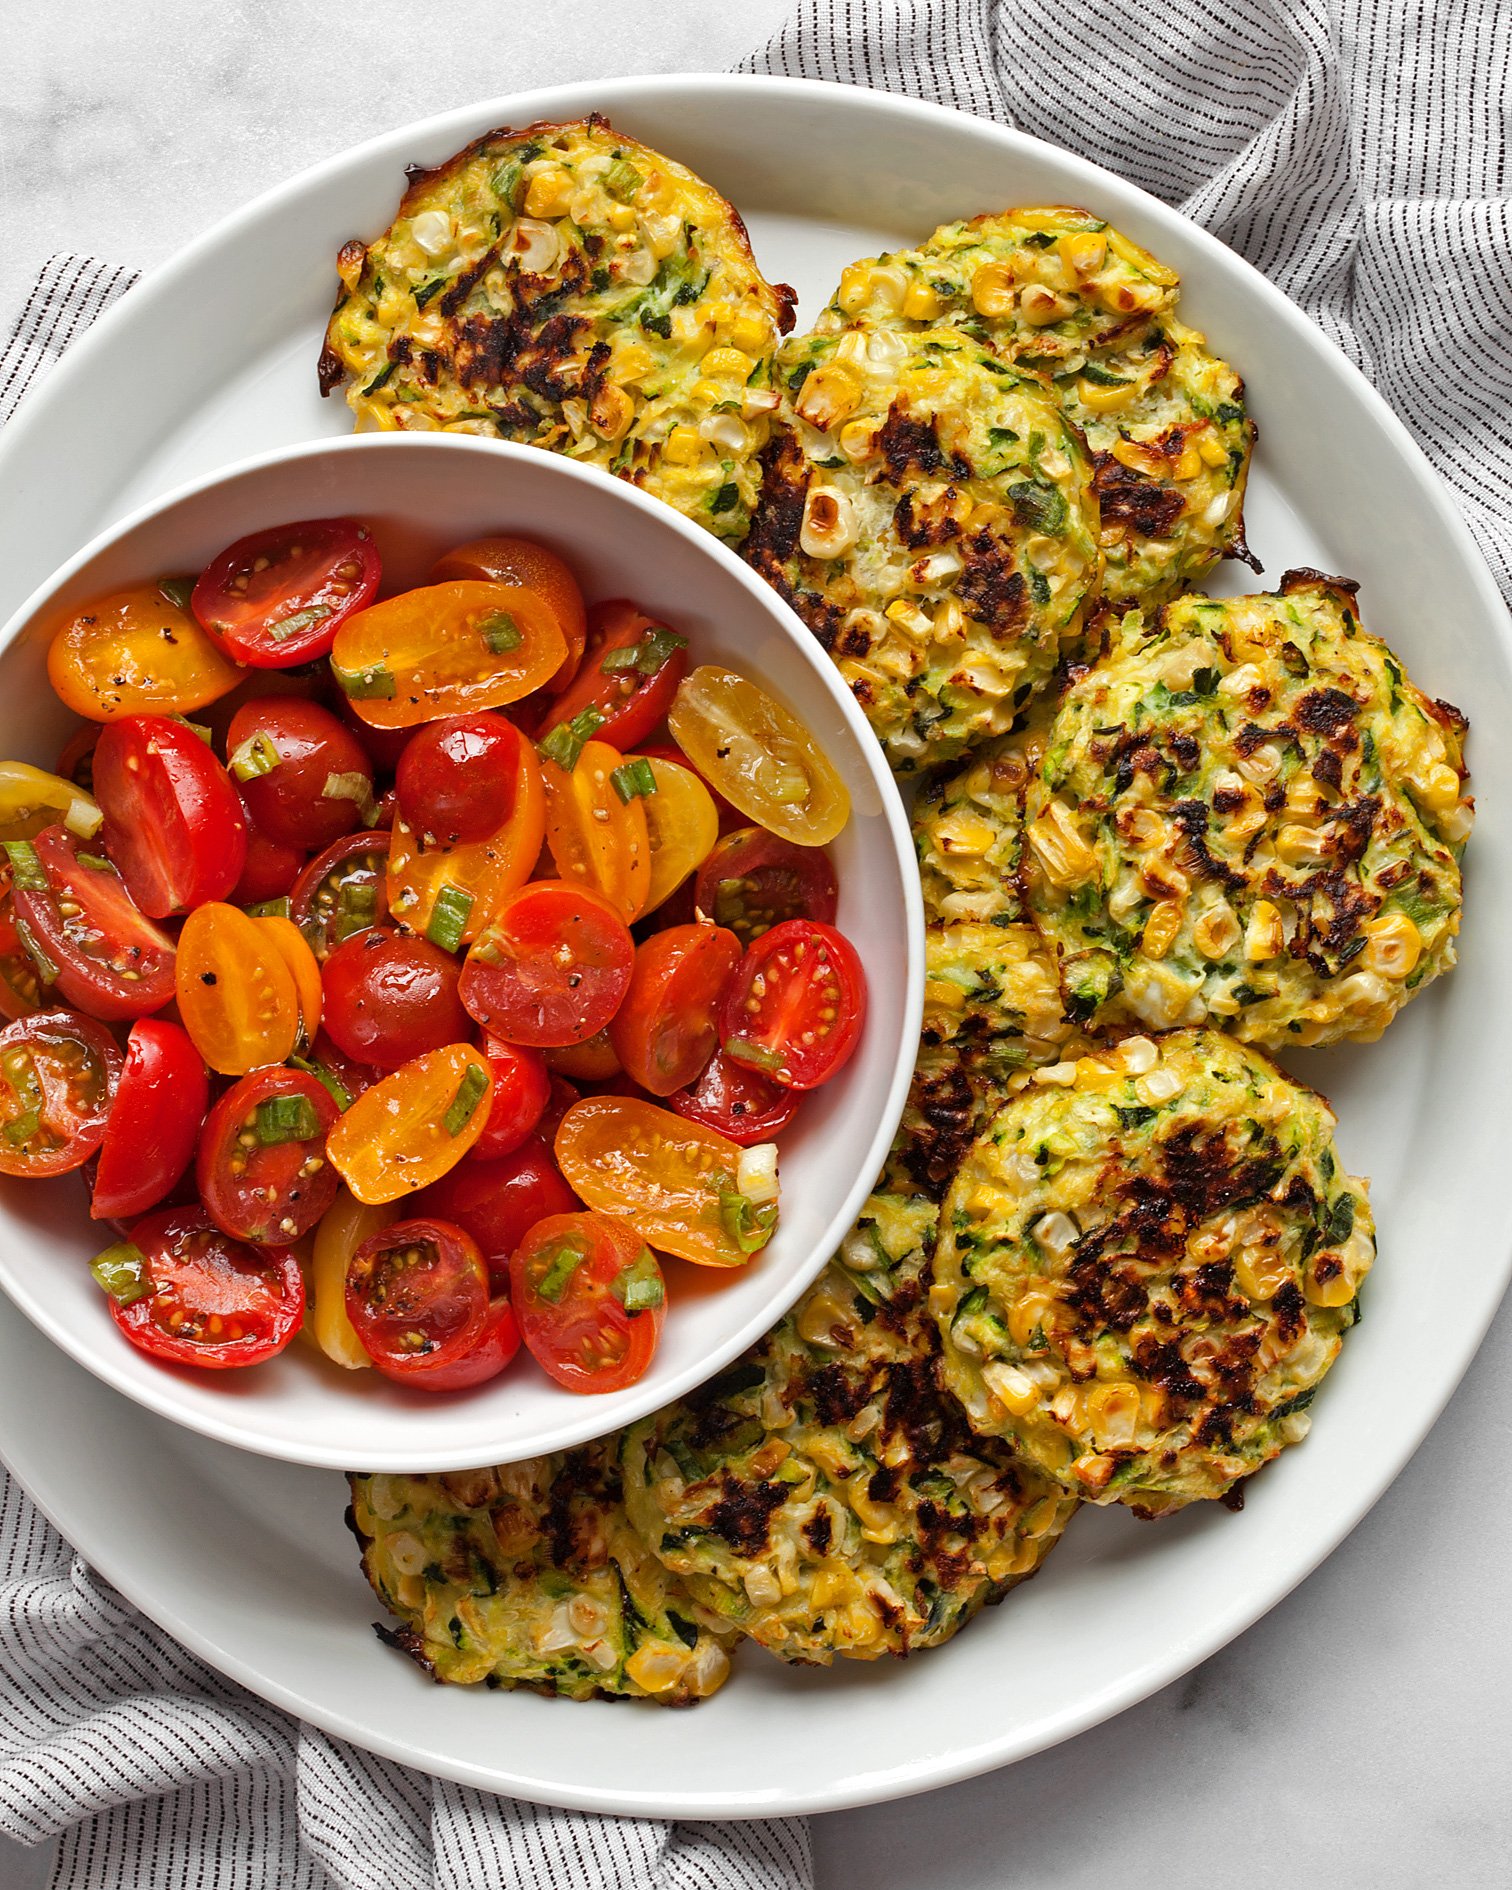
{"left": 667, "top": 667, "right": 850, "bottom": 846}
{"left": 254, "top": 913, "right": 322, "bottom": 1043}
{"left": 330, "top": 581, "right": 565, "bottom": 729}
{"left": 509, "top": 1211, "right": 664, "bottom": 1393}
{"left": 430, "top": 536, "right": 587, "bottom": 695}
{"left": 543, "top": 1028, "right": 622, "bottom": 1083}
{"left": 175, "top": 902, "right": 300, "bottom": 1075}
{"left": 386, "top": 736, "right": 544, "bottom": 947}
{"left": 631, "top": 755, "right": 720, "bottom": 913}
{"left": 541, "top": 739, "right": 650, "bottom": 922}
{"left": 47, "top": 584, "right": 244, "bottom": 722}
{"left": 459, "top": 880, "right": 633, "bottom": 1048}
{"left": 554, "top": 1096, "right": 776, "bottom": 1268}
{"left": 609, "top": 923, "right": 741, "bottom": 1096}
{"left": 326, "top": 1042, "right": 492, "bottom": 1204}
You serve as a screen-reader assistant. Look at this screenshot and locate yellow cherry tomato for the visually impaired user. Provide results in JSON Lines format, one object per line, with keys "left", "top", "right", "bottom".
{"left": 554, "top": 1096, "right": 776, "bottom": 1268}
{"left": 541, "top": 739, "right": 650, "bottom": 922}
{"left": 631, "top": 756, "right": 719, "bottom": 912}
{"left": 387, "top": 738, "right": 545, "bottom": 946}
{"left": 543, "top": 1027, "right": 622, "bottom": 1083}
{"left": 667, "top": 667, "right": 850, "bottom": 846}
{"left": 254, "top": 913, "right": 322, "bottom": 1043}
{"left": 330, "top": 582, "right": 566, "bottom": 729}
{"left": 176, "top": 902, "right": 300, "bottom": 1075}
{"left": 47, "top": 585, "right": 244, "bottom": 722}
{"left": 306, "top": 1187, "right": 394, "bottom": 1369}
{"left": 327, "top": 1042, "right": 492, "bottom": 1205}
{"left": 0, "top": 760, "right": 103, "bottom": 846}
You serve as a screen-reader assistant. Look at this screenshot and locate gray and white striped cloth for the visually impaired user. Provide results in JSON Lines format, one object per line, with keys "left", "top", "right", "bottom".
{"left": 2, "top": 2, "right": 1507, "bottom": 1885}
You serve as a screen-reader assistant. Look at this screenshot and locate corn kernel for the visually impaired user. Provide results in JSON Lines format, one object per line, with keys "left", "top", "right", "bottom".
{"left": 724, "top": 308, "right": 771, "bottom": 354}
{"left": 523, "top": 167, "right": 572, "bottom": 219}
{"left": 1111, "top": 435, "right": 1168, "bottom": 478}
{"left": 983, "top": 1360, "right": 1040, "bottom": 1417}
{"left": 1198, "top": 430, "right": 1230, "bottom": 467}
{"left": 1020, "top": 284, "right": 1075, "bottom": 326}
{"left": 852, "top": 1486, "right": 902, "bottom": 1544}
{"left": 811, "top": 1567, "right": 858, "bottom": 1610}
{"left": 1141, "top": 901, "right": 1184, "bottom": 959}
{"left": 1008, "top": 1291, "right": 1055, "bottom": 1348}
{"left": 1193, "top": 900, "right": 1241, "bottom": 960}
{"left": 1087, "top": 1381, "right": 1141, "bottom": 1449}
{"left": 1362, "top": 909, "right": 1422, "bottom": 979}
{"left": 1026, "top": 802, "right": 1098, "bottom": 889}
{"left": 701, "top": 346, "right": 753, "bottom": 382}
{"left": 1233, "top": 1242, "right": 1292, "bottom": 1302}
{"left": 1077, "top": 375, "right": 1141, "bottom": 413}
{"left": 1172, "top": 446, "right": 1203, "bottom": 481}
{"left": 837, "top": 418, "right": 876, "bottom": 461}
{"left": 589, "top": 384, "right": 634, "bottom": 441}
{"left": 902, "top": 280, "right": 946, "bottom": 321}
{"left": 1059, "top": 230, "right": 1108, "bottom": 277}
{"left": 971, "top": 261, "right": 1017, "bottom": 318}
{"left": 614, "top": 343, "right": 656, "bottom": 383}
{"left": 1416, "top": 761, "right": 1463, "bottom": 813}
{"left": 1277, "top": 822, "right": 1331, "bottom": 866}
{"left": 661, "top": 425, "right": 706, "bottom": 466}
{"left": 795, "top": 362, "right": 861, "bottom": 431}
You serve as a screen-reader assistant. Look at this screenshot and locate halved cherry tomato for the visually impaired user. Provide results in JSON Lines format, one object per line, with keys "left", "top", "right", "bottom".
{"left": 48, "top": 584, "right": 244, "bottom": 721}
{"left": 255, "top": 915, "right": 323, "bottom": 1043}
{"left": 321, "top": 927, "right": 469, "bottom": 1069}
{"left": 431, "top": 537, "right": 587, "bottom": 695}
{"left": 667, "top": 1047, "right": 800, "bottom": 1146}
{"left": 192, "top": 518, "right": 381, "bottom": 667}
{"left": 0, "top": 1010, "right": 121, "bottom": 1177}
{"left": 331, "top": 581, "right": 565, "bottom": 728}
{"left": 459, "top": 881, "right": 633, "bottom": 1048}
{"left": 720, "top": 919, "right": 866, "bottom": 1091}
{"left": 0, "top": 760, "right": 102, "bottom": 844}
{"left": 326, "top": 1042, "right": 492, "bottom": 1204}
{"left": 10, "top": 826, "right": 177, "bottom": 1022}
{"left": 92, "top": 1019, "right": 208, "bottom": 1219}
{"left": 416, "top": 1133, "right": 578, "bottom": 1293}
{"left": 426, "top": 1293, "right": 521, "bottom": 1390}
{"left": 609, "top": 923, "right": 741, "bottom": 1097}
{"left": 307, "top": 1187, "right": 391, "bottom": 1368}
{"left": 176, "top": 901, "right": 300, "bottom": 1075}
{"left": 93, "top": 715, "right": 247, "bottom": 917}
{"left": 196, "top": 1066, "right": 340, "bottom": 1245}
{"left": 345, "top": 1215, "right": 489, "bottom": 1384}
{"left": 395, "top": 713, "right": 521, "bottom": 845}
{"left": 0, "top": 864, "right": 45, "bottom": 1021}
{"left": 554, "top": 1096, "right": 775, "bottom": 1267}
{"left": 100, "top": 1207, "right": 304, "bottom": 1368}
{"left": 226, "top": 699, "right": 374, "bottom": 851}
{"left": 509, "top": 1210, "right": 664, "bottom": 1393}
{"left": 630, "top": 755, "right": 720, "bottom": 914}
{"left": 541, "top": 739, "right": 650, "bottom": 922}
{"left": 538, "top": 602, "right": 688, "bottom": 753}
{"left": 539, "top": 1073, "right": 580, "bottom": 1143}
{"left": 386, "top": 736, "right": 543, "bottom": 947}
{"left": 543, "top": 1029, "right": 621, "bottom": 1083}
{"left": 668, "top": 667, "right": 850, "bottom": 846}
{"left": 298, "top": 1030, "right": 381, "bottom": 1111}
{"left": 291, "top": 830, "right": 391, "bottom": 961}
{"left": 472, "top": 1038, "right": 551, "bottom": 1160}
{"left": 56, "top": 726, "right": 100, "bottom": 794}
{"left": 232, "top": 813, "right": 306, "bottom": 906}
{"left": 692, "top": 827, "right": 838, "bottom": 946}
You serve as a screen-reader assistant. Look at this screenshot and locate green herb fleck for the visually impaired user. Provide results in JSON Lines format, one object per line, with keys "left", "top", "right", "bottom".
{"left": 90, "top": 1241, "right": 152, "bottom": 1307}
{"left": 426, "top": 884, "right": 474, "bottom": 954}
{"left": 443, "top": 1062, "right": 488, "bottom": 1136}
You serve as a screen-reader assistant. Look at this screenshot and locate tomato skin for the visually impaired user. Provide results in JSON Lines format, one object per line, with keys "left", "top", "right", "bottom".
{"left": 541, "top": 739, "right": 651, "bottom": 922}
{"left": 92, "top": 1019, "right": 207, "bottom": 1219}
{"left": 175, "top": 902, "right": 301, "bottom": 1076}
{"left": 193, "top": 518, "right": 381, "bottom": 667}
{"left": 459, "top": 880, "right": 634, "bottom": 1049}
{"left": 291, "top": 830, "right": 391, "bottom": 961}
{"left": 471, "top": 1038, "right": 551, "bottom": 1160}
{"left": 48, "top": 585, "right": 244, "bottom": 722}
{"left": 410, "top": 1294, "right": 521, "bottom": 1391}
{"left": 395, "top": 713, "right": 521, "bottom": 846}
{"left": 196, "top": 1067, "right": 341, "bottom": 1245}
{"left": 539, "top": 601, "right": 688, "bottom": 752}
{"left": 415, "top": 1133, "right": 577, "bottom": 1293}
{"left": 509, "top": 1211, "right": 664, "bottom": 1393}
{"left": 344, "top": 1216, "right": 489, "bottom": 1383}
{"left": 719, "top": 919, "right": 867, "bottom": 1091}
{"left": 13, "top": 826, "right": 178, "bottom": 1023}
{"left": 227, "top": 699, "right": 374, "bottom": 852}
{"left": 94, "top": 715, "right": 248, "bottom": 918}
{"left": 57, "top": 725, "right": 100, "bottom": 793}
{"left": 668, "top": 667, "right": 850, "bottom": 847}
{"left": 609, "top": 923, "right": 741, "bottom": 1097}
{"left": 539, "top": 1074, "right": 580, "bottom": 1143}
{"left": 543, "top": 1029, "right": 621, "bottom": 1083}
{"left": 692, "top": 828, "right": 838, "bottom": 946}
{"left": 232, "top": 813, "right": 306, "bottom": 906}
{"left": 431, "top": 536, "right": 587, "bottom": 695}
{"left": 630, "top": 755, "right": 720, "bottom": 914}
{"left": 320, "top": 927, "right": 470, "bottom": 1070}
{"left": 302, "top": 1030, "right": 382, "bottom": 1109}
{"left": 666, "top": 1046, "right": 800, "bottom": 1147}
{"left": 326, "top": 1042, "right": 492, "bottom": 1204}
{"left": 0, "top": 1009, "right": 122, "bottom": 1177}
{"left": 109, "top": 1207, "right": 304, "bottom": 1369}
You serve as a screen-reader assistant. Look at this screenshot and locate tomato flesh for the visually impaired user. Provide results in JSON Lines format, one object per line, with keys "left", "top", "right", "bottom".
{"left": 472, "top": 1038, "right": 551, "bottom": 1160}
{"left": 416, "top": 1133, "right": 578, "bottom": 1293}
{"left": 227, "top": 698, "right": 374, "bottom": 852}
{"left": 196, "top": 1066, "right": 340, "bottom": 1245}
{"left": 509, "top": 1210, "right": 664, "bottom": 1393}
{"left": 609, "top": 923, "right": 741, "bottom": 1096}
{"left": 92, "top": 1019, "right": 208, "bottom": 1219}
{"left": 193, "top": 518, "right": 380, "bottom": 667}
{"left": 233, "top": 815, "right": 306, "bottom": 906}
{"left": 93, "top": 715, "right": 247, "bottom": 917}
{"left": 693, "top": 827, "right": 838, "bottom": 946}
{"left": 326, "top": 1042, "right": 492, "bottom": 1204}
{"left": 538, "top": 601, "right": 688, "bottom": 753}
{"left": 320, "top": 927, "right": 470, "bottom": 1070}
{"left": 345, "top": 1216, "right": 489, "bottom": 1383}
{"left": 175, "top": 902, "right": 301, "bottom": 1075}
{"left": 48, "top": 584, "right": 244, "bottom": 722}
{"left": 395, "top": 713, "right": 520, "bottom": 845}
{"left": 0, "top": 1010, "right": 121, "bottom": 1177}
{"left": 11, "top": 825, "right": 177, "bottom": 1023}
{"left": 431, "top": 536, "right": 587, "bottom": 695}
{"left": 106, "top": 1207, "right": 304, "bottom": 1368}
{"left": 291, "top": 830, "right": 391, "bottom": 961}
{"left": 460, "top": 880, "right": 633, "bottom": 1048}
{"left": 719, "top": 919, "right": 866, "bottom": 1091}
{"left": 667, "top": 1046, "right": 800, "bottom": 1147}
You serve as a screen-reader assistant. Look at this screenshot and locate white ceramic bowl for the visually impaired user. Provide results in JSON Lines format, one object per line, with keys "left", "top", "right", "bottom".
{"left": 0, "top": 433, "right": 922, "bottom": 1470}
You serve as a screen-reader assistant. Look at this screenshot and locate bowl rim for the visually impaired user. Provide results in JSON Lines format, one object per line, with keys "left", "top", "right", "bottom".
{"left": 0, "top": 429, "right": 924, "bottom": 1468}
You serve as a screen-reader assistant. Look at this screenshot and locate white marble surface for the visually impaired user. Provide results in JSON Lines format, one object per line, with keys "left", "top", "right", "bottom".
{"left": 2, "top": 6, "right": 1510, "bottom": 1887}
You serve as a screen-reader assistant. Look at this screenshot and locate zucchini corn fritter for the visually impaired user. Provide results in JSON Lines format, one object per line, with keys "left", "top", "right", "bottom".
{"left": 1024, "top": 573, "right": 1472, "bottom": 1046}
{"left": 319, "top": 115, "right": 796, "bottom": 543}
{"left": 348, "top": 1444, "right": 735, "bottom": 1703}
{"left": 744, "top": 324, "right": 1101, "bottom": 773}
{"left": 931, "top": 1028, "right": 1374, "bottom": 1517}
{"left": 818, "top": 206, "right": 1255, "bottom": 607}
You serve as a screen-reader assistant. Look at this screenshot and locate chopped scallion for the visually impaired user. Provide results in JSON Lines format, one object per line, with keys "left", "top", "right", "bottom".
{"left": 535, "top": 1237, "right": 588, "bottom": 1304}
{"left": 605, "top": 158, "right": 643, "bottom": 200}
{"left": 229, "top": 732, "right": 282, "bottom": 782}
{"left": 243, "top": 896, "right": 292, "bottom": 920}
{"left": 538, "top": 706, "right": 606, "bottom": 771}
{"left": 610, "top": 1248, "right": 664, "bottom": 1312}
{"left": 75, "top": 853, "right": 115, "bottom": 875}
{"left": 3, "top": 840, "right": 46, "bottom": 892}
{"left": 11, "top": 920, "right": 58, "bottom": 986}
{"left": 90, "top": 1241, "right": 152, "bottom": 1307}
{"left": 332, "top": 660, "right": 397, "bottom": 701}
{"left": 717, "top": 1189, "right": 778, "bottom": 1256}
{"left": 255, "top": 1093, "right": 323, "bottom": 1145}
{"left": 599, "top": 626, "right": 687, "bottom": 677}
{"left": 611, "top": 758, "right": 657, "bottom": 803}
{"left": 156, "top": 576, "right": 196, "bottom": 613}
{"left": 290, "top": 1053, "right": 352, "bottom": 1112}
{"left": 443, "top": 1062, "right": 489, "bottom": 1136}
{"left": 426, "top": 884, "right": 474, "bottom": 954}
{"left": 478, "top": 610, "right": 523, "bottom": 654}
{"left": 725, "top": 1036, "right": 784, "bottom": 1075}
{"left": 270, "top": 605, "right": 330, "bottom": 644}
{"left": 322, "top": 771, "right": 376, "bottom": 823}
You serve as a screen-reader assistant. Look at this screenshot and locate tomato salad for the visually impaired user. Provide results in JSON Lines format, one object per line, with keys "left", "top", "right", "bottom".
{"left": 0, "top": 523, "right": 868, "bottom": 1397}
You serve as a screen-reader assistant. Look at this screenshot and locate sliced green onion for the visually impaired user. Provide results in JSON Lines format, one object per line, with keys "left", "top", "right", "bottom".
{"left": 243, "top": 896, "right": 292, "bottom": 920}
{"left": 254, "top": 1093, "right": 322, "bottom": 1145}
{"left": 717, "top": 1189, "right": 778, "bottom": 1256}
{"left": 229, "top": 732, "right": 282, "bottom": 782}
{"left": 74, "top": 853, "right": 116, "bottom": 875}
{"left": 11, "top": 920, "right": 58, "bottom": 986}
{"left": 611, "top": 758, "right": 657, "bottom": 803}
{"left": 362, "top": 360, "right": 398, "bottom": 396}
{"left": 62, "top": 797, "right": 103, "bottom": 840}
{"left": 332, "top": 660, "right": 397, "bottom": 701}
{"left": 534, "top": 1236, "right": 588, "bottom": 1304}
{"left": 334, "top": 880, "right": 378, "bottom": 942}
{"left": 605, "top": 158, "right": 643, "bottom": 200}
{"left": 724, "top": 1035, "right": 784, "bottom": 1074}
{"left": 2, "top": 1107, "right": 38, "bottom": 1146}
{"left": 90, "top": 1240, "right": 152, "bottom": 1307}
{"left": 322, "top": 771, "right": 376, "bottom": 823}
{"left": 156, "top": 576, "right": 196, "bottom": 613}
{"left": 426, "top": 884, "right": 474, "bottom": 955}
{"left": 478, "top": 610, "right": 522, "bottom": 654}
{"left": 270, "top": 604, "right": 330, "bottom": 644}
{"left": 290, "top": 1053, "right": 352, "bottom": 1112}
{"left": 610, "top": 1247, "right": 664, "bottom": 1312}
{"left": 3, "top": 841, "right": 46, "bottom": 892}
{"left": 443, "top": 1062, "right": 489, "bottom": 1136}
{"left": 170, "top": 714, "right": 214, "bottom": 746}
{"left": 600, "top": 626, "right": 687, "bottom": 677}
{"left": 538, "top": 706, "right": 606, "bottom": 772}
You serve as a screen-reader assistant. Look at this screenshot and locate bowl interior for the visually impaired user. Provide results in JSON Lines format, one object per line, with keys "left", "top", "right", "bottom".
{"left": 0, "top": 434, "right": 920, "bottom": 1469}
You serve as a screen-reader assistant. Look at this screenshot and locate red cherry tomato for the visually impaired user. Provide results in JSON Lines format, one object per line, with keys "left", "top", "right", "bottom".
{"left": 226, "top": 699, "right": 374, "bottom": 852}
{"left": 692, "top": 827, "right": 838, "bottom": 946}
{"left": 395, "top": 713, "right": 521, "bottom": 845}
{"left": 92, "top": 715, "right": 248, "bottom": 917}
{"left": 417, "top": 1294, "right": 522, "bottom": 1391}
{"left": 192, "top": 518, "right": 380, "bottom": 667}
{"left": 290, "top": 830, "right": 391, "bottom": 961}
{"left": 105, "top": 1207, "right": 304, "bottom": 1369}
{"left": 609, "top": 922, "right": 741, "bottom": 1096}
{"left": 416, "top": 1132, "right": 578, "bottom": 1293}
{"left": 11, "top": 826, "right": 177, "bottom": 1022}
{"left": 509, "top": 1210, "right": 664, "bottom": 1393}
{"left": 536, "top": 601, "right": 688, "bottom": 753}
{"left": 232, "top": 809, "right": 306, "bottom": 906}
{"left": 459, "top": 880, "right": 633, "bottom": 1048}
{"left": 0, "top": 864, "right": 46, "bottom": 1022}
{"left": 56, "top": 724, "right": 100, "bottom": 793}
{"left": 667, "top": 1046, "right": 801, "bottom": 1146}
{"left": 320, "top": 926, "right": 470, "bottom": 1069}
{"left": 344, "top": 1215, "right": 489, "bottom": 1385}
{"left": 718, "top": 919, "right": 867, "bottom": 1091}
{"left": 195, "top": 1066, "right": 341, "bottom": 1245}
{"left": 92, "top": 1019, "right": 208, "bottom": 1219}
{"left": 300, "top": 1029, "right": 382, "bottom": 1110}
{"left": 539, "top": 1074, "right": 580, "bottom": 1144}
{"left": 0, "top": 1009, "right": 121, "bottom": 1177}
{"left": 471, "top": 1037, "right": 551, "bottom": 1160}
{"left": 335, "top": 694, "right": 412, "bottom": 774}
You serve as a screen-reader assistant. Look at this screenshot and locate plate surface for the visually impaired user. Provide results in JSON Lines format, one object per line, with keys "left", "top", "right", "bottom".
{"left": 0, "top": 73, "right": 1508, "bottom": 1819}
